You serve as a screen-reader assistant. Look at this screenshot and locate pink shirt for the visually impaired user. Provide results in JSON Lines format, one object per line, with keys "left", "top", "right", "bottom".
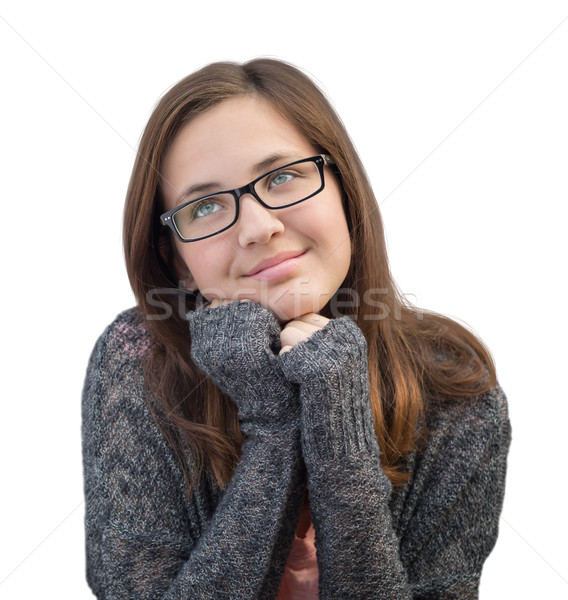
{"left": 276, "top": 521, "right": 319, "bottom": 599}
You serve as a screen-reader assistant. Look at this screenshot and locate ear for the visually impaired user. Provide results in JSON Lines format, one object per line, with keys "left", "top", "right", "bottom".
{"left": 157, "top": 233, "right": 198, "bottom": 291}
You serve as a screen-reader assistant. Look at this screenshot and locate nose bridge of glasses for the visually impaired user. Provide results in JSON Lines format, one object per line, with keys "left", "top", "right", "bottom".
{"left": 233, "top": 181, "right": 270, "bottom": 209}
{"left": 236, "top": 188, "right": 285, "bottom": 244}
{"left": 235, "top": 180, "right": 257, "bottom": 199}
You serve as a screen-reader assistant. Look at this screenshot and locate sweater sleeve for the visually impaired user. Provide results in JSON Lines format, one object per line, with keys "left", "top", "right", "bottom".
{"left": 278, "top": 317, "right": 511, "bottom": 599}
{"left": 82, "top": 309, "right": 305, "bottom": 600}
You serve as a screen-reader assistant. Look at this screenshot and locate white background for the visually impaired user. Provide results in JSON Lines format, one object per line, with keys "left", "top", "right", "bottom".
{"left": 1, "top": 1, "right": 567, "bottom": 598}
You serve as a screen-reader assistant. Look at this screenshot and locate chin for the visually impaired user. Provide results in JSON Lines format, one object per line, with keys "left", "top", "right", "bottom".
{"left": 265, "top": 293, "right": 331, "bottom": 323}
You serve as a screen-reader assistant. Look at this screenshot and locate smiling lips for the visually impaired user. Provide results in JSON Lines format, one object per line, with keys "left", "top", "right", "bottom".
{"left": 246, "top": 250, "right": 307, "bottom": 281}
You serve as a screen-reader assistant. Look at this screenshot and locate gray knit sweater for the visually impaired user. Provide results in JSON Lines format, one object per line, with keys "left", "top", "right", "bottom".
{"left": 82, "top": 301, "right": 511, "bottom": 599}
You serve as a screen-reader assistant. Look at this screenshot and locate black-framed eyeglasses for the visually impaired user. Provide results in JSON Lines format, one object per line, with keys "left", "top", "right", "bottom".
{"left": 160, "top": 154, "right": 333, "bottom": 242}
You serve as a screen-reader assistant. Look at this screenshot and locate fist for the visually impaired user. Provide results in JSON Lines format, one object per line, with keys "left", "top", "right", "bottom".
{"left": 280, "top": 313, "right": 330, "bottom": 354}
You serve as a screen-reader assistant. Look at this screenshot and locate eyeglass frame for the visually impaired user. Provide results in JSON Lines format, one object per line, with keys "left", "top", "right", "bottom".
{"left": 160, "top": 154, "right": 334, "bottom": 243}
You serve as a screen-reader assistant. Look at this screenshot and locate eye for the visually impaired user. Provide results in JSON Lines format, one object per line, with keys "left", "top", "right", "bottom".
{"left": 192, "top": 199, "right": 222, "bottom": 219}
{"left": 268, "top": 171, "right": 295, "bottom": 188}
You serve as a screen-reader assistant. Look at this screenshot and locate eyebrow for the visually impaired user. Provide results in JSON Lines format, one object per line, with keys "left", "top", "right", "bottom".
{"left": 175, "top": 152, "right": 304, "bottom": 206}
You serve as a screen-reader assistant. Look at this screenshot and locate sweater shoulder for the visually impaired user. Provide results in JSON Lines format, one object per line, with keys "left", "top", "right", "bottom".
{"left": 85, "top": 308, "right": 152, "bottom": 380}
{"left": 425, "top": 384, "right": 510, "bottom": 442}
{"left": 95, "top": 307, "right": 151, "bottom": 364}
{"left": 408, "top": 383, "right": 511, "bottom": 496}
{"left": 82, "top": 308, "right": 152, "bottom": 421}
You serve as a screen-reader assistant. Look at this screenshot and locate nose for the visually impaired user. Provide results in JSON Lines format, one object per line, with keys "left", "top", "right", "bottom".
{"left": 236, "top": 194, "right": 285, "bottom": 246}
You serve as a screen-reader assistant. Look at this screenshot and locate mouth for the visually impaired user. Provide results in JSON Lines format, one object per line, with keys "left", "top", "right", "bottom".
{"left": 246, "top": 250, "right": 307, "bottom": 281}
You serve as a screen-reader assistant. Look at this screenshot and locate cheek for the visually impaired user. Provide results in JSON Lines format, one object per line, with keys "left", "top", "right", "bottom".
{"left": 178, "top": 245, "right": 235, "bottom": 298}
{"left": 318, "top": 201, "right": 351, "bottom": 251}
{"left": 322, "top": 204, "right": 352, "bottom": 284}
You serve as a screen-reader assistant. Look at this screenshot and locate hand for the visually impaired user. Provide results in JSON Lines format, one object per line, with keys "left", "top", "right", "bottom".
{"left": 278, "top": 316, "right": 368, "bottom": 385}
{"left": 277, "top": 316, "right": 374, "bottom": 462}
{"left": 207, "top": 298, "right": 242, "bottom": 309}
{"left": 187, "top": 300, "right": 299, "bottom": 432}
{"left": 279, "top": 313, "right": 330, "bottom": 355}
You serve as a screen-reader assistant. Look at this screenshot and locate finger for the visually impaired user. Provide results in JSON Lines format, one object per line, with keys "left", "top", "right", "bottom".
{"left": 295, "top": 313, "right": 330, "bottom": 329}
{"left": 284, "top": 319, "right": 321, "bottom": 334}
{"left": 280, "top": 322, "right": 319, "bottom": 349}
{"left": 279, "top": 345, "right": 293, "bottom": 355}
{"left": 207, "top": 298, "right": 237, "bottom": 309}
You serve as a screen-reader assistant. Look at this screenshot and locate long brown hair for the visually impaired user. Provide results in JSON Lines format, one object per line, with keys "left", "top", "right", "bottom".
{"left": 123, "top": 58, "right": 496, "bottom": 491}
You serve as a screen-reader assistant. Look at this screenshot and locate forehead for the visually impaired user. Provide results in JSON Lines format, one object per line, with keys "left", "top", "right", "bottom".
{"left": 160, "top": 96, "right": 318, "bottom": 202}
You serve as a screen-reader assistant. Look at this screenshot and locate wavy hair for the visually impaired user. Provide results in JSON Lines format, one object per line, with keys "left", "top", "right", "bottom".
{"left": 123, "top": 58, "right": 496, "bottom": 490}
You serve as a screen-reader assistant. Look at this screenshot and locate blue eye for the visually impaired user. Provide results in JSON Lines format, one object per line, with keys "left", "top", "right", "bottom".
{"left": 269, "top": 171, "right": 295, "bottom": 187}
{"left": 193, "top": 200, "right": 222, "bottom": 219}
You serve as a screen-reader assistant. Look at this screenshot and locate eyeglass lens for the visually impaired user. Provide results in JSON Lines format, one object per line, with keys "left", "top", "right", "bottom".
{"left": 172, "top": 159, "right": 322, "bottom": 240}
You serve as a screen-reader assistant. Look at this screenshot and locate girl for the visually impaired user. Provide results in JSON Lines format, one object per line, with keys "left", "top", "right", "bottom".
{"left": 82, "top": 58, "right": 511, "bottom": 599}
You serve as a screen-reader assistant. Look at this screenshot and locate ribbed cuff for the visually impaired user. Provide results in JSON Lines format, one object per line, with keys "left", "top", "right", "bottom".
{"left": 279, "top": 318, "right": 380, "bottom": 463}
{"left": 187, "top": 301, "right": 299, "bottom": 431}
{"left": 187, "top": 300, "right": 282, "bottom": 356}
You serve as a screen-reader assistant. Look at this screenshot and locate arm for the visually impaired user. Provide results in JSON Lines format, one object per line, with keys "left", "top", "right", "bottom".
{"left": 82, "top": 304, "right": 304, "bottom": 599}
{"left": 279, "top": 316, "right": 511, "bottom": 599}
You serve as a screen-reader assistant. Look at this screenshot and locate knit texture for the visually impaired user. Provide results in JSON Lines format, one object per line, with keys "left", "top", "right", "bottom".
{"left": 187, "top": 301, "right": 299, "bottom": 436}
{"left": 82, "top": 305, "right": 511, "bottom": 599}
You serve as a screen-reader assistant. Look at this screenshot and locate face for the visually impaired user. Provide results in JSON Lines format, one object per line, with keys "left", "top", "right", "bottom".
{"left": 160, "top": 96, "right": 352, "bottom": 322}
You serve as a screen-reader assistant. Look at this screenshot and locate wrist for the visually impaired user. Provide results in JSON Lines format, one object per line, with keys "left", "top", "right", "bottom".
{"left": 279, "top": 317, "right": 368, "bottom": 383}
{"left": 279, "top": 318, "right": 378, "bottom": 462}
{"left": 188, "top": 301, "right": 299, "bottom": 424}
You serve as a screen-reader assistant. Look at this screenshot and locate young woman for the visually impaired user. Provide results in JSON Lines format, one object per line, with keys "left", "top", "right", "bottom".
{"left": 82, "top": 58, "right": 511, "bottom": 599}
